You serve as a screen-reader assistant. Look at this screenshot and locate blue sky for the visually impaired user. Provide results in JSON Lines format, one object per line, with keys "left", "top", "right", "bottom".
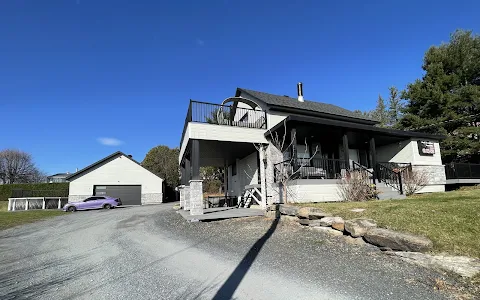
{"left": 1, "top": 0, "right": 479, "bottom": 175}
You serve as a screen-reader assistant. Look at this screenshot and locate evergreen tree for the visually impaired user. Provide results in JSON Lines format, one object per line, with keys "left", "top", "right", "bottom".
{"left": 399, "top": 30, "right": 480, "bottom": 163}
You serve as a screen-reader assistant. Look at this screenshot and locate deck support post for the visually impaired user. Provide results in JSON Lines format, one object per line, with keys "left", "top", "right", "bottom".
{"left": 190, "top": 140, "right": 204, "bottom": 215}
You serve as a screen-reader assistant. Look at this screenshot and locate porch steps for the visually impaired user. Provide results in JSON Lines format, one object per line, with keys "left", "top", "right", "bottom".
{"left": 376, "top": 183, "right": 406, "bottom": 200}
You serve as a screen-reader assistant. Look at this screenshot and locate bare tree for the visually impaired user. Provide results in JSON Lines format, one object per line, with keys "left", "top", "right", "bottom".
{"left": 402, "top": 169, "right": 428, "bottom": 196}
{"left": 253, "top": 120, "right": 318, "bottom": 204}
{"left": 0, "top": 149, "right": 44, "bottom": 184}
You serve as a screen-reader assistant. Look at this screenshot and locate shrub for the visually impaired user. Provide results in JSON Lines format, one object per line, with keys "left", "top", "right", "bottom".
{"left": 0, "top": 183, "right": 69, "bottom": 202}
{"left": 402, "top": 169, "right": 428, "bottom": 196}
{"left": 337, "top": 170, "right": 377, "bottom": 202}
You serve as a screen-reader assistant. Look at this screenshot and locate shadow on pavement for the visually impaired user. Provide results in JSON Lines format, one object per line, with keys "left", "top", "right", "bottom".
{"left": 212, "top": 206, "right": 280, "bottom": 300}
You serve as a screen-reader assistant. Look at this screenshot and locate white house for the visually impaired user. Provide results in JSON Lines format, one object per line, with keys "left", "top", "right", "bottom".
{"left": 178, "top": 83, "right": 446, "bottom": 216}
{"left": 67, "top": 151, "right": 164, "bottom": 205}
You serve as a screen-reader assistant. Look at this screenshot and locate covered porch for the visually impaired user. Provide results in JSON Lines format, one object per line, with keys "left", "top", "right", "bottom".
{"left": 268, "top": 115, "right": 442, "bottom": 193}
{"left": 179, "top": 139, "right": 268, "bottom": 216}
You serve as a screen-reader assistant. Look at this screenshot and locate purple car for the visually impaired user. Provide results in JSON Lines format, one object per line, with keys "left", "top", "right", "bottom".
{"left": 63, "top": 196, "right": 122, "bottom": 212}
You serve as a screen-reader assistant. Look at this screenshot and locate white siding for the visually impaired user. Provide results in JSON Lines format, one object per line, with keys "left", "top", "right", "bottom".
{"left": 69, "top": 155, "right": 163, "bottom": 204}
{"left": 288, "top": 180, "right": 341, "bottom": 203}
{"left": 376, "top": 139, "right": 442, "bottom": 166}
{"left": 179, "top": 123, "right": 268, "bottom": 163}
{"left": 227, "top": 151, "right": 259, "bottom": 197}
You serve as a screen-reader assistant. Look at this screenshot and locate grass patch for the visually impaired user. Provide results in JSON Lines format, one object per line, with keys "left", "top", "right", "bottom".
{"left": 0, "top": 201, "right": 64, "bottom": 231}
{"left": 295, "top": 189, "right": 480, "bottom": 258}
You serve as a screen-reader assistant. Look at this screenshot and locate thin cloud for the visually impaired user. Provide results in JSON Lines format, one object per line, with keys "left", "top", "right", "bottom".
{"left": 196, "top": 38, "right": 205, "bottom": 46}
{"left": 97, "top": 137, "right": 124, "bottom": 146}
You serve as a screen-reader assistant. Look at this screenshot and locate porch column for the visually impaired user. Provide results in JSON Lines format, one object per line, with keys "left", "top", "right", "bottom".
{"left": 259, "top": 145, "right": 267, "bottom": 209}
{"left": 178, "top": 185, "right": 185, "bottom": 208}
{"left": 291, "top": 128, "right": 297, "bottom": 169}
{"left": 343, "top": 132, "right": 350, "bottom": 169}
{"left": 369, "top": 137, "right": 377, "bottom": 184}
{"left": 190, "top": 139, "right": 204, "bottom": 215}
{"left": 183, "top": 159, "right": 191, "bottom": 211}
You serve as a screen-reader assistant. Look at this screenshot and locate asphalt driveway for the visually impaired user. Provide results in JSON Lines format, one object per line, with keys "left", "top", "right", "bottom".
{"left": 0, "top": 204, "right": 455, "bottom": 299}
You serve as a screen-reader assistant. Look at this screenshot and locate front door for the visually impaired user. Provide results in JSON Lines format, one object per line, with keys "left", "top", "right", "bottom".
{"left": 349, "top": 149, "right": 360, "bottom": 168}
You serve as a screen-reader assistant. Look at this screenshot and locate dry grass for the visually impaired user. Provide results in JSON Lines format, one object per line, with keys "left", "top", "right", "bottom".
{"left": 0, "top": 201, "right": 63, "bottom": 230}
{"left": 296, "top": 189, "right": 480, "bottom": 258}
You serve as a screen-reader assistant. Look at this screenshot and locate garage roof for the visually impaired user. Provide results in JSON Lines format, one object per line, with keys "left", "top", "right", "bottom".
{"left": 65, "top": 151, "right": 162, "bottom": 181}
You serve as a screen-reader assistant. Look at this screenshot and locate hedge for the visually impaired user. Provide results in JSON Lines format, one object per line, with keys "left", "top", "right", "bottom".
{"left": 0, "top": 183, "right": 69, "bottom": 202}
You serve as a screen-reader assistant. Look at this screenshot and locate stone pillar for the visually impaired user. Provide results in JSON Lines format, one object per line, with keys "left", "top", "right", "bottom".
{"left": 178, "top": 185, "right": 185, "bottom": 208}
{"left": 189, "top": 180, "right": 204, "bottom": 215}
{"left": 183, "top": 185, "right": 191, "bottom": 210}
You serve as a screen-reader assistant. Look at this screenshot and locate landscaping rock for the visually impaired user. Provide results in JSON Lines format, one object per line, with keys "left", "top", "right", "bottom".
{"left": 297, "top": 207, "right": 321, "bottom": 219}
{"left": 350, "top": 208, "right": 365, "bottom": 213}
{"left": 344, "top": 236, "right": 366, "bottom": 246}
{"left": 281, "top": 215, "right": 299, "bottom": 222}
{"left": 279, "top": 205, "right": 299, "bottom": 216}
{"left": 311, "top": 226, "right": 344, "bottom": 236}
{"left": 344, "top": 218, "right": 377, "bottom": 237}
{"left": 387, "top": 252, "right": 480, "bottom": 278}
{"left": 319, "top": 216, "right": 336, "bottom": 226}
{"left": 364, "top": 228, "right": 433, "bottom": 252}
{"left": 298, "top": 218, "right": 311, "bottom": 226}
{"left": 331, "top": 217, "right": 345, "bottom": 231}
{"left": 308, "top": 219, "right": 322, "bottom": 227}
{"left": 308, "top": 211, "right": 332, "bottom": 220}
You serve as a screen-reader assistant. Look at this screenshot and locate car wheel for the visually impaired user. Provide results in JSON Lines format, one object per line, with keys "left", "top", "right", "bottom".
{"left": 103, "top": 204, "right": 112, "bottom": 210}
{"left": 67, "top": 206, "right": 76, "bottom": 212}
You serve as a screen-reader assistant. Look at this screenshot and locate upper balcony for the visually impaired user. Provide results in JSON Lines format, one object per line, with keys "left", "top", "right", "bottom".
{"left": 180, "top": 101, "right": 267, "bottom": 144}
{"left": 179, "top": 100, "right": 269, "bottom": 164}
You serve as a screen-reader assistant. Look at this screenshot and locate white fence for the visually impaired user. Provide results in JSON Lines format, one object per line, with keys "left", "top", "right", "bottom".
{"left": 8, "top": 197, "right": 69, "bottom": 211}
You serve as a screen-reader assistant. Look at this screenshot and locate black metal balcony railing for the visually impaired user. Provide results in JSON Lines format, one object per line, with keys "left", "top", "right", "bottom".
{"left": 180, "top": 100, "right": 267, "bottom": 146}
{"left": 445, "top": 163, "right": 480, "bottom": 179}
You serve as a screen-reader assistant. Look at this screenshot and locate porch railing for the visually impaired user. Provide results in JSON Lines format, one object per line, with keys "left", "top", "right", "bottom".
{"left": 376, "top": 162, "right": 411, "bottom": 195}
{"left": 352, "top": 161, "right": 375, "bottom": 185}
{"left": 445, "top": 163, "right": 480, "bottom": 179}
{"left": 274, "top": 158, "right": 349, "bottom": 181}
{"left": 180, "top": 100, "right": 267, "bottom": 146}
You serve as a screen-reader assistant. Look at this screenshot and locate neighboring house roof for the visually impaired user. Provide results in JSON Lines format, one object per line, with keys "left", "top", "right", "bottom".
{"left": 65, "top": 151, "right": 163, "bottom": 181}
{"left": 236, "top": 88, "right": 377, "bottom": 124}
{"left": 47, "top": 173, "right": 70, "bottom": 178}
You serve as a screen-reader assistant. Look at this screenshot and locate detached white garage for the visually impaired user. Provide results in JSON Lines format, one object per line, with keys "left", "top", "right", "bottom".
{"left": 67, "top": 151, "right": 164, "bottom": 205}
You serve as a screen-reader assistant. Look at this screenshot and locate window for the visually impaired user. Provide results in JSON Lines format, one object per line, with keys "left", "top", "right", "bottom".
{"left": 232, "top": 162, "right": 237, "bottom": 176}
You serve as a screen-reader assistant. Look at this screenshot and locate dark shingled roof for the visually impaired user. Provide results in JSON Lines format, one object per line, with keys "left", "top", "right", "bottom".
{"left": 236, "top": 88, "right": 377, "bottom": 124}
{"left": 65, "top": 151, "right": 163, "bottom": 181}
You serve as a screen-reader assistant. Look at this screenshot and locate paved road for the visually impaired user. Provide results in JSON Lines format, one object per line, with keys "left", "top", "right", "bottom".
{"left": 0, "top": 204, "right": 453, "bottom": 300}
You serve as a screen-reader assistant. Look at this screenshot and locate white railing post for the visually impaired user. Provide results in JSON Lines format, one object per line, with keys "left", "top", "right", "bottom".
{"left": 8, "top": 199, "right": 12, "bottom": 211}
{"left": 58, "top": 198, "right": 62, "bottom": 209}
{"left": 25, "top": 198, "right": 29, "bottom": 210}
{"left": 12, "top": 199, "right": 16, "bottom": 211}
{"left": 42, "top": 197, "right": 46, "bottom": 209}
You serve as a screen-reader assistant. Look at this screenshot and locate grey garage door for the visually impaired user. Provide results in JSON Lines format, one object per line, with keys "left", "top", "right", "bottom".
{"left": 94, "top": 185, "right": 142, "bottom": 205}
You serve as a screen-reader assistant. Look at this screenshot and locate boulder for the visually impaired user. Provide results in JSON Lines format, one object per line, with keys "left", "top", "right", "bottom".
{"left": 308, "top": 211, "right": 333, "bottom": 220}
{"left": 343, "top": 235, "right": 366, "bottom": 246}
{"left": 308, "top": 219, "right": 322, "bottom": 227}
{"left": 298, "top": 218, "right": 311, "bottom": 226}
{"left": 319, "top": 216, "right": 336, "bottom": 227}
{"left": 312, "top": 226, "right": 344, "bottom": 236}
{"left": 344, "top": 218, "right": 377, "bottom": 237}
{"left": 331, "top": 217, "right": 345, "bottom": 231}
{"left": 279, "top": 205, "right": 299, "bottom": 216}
{"left": 364, "top": 228, "right": 433, "bottom": 252}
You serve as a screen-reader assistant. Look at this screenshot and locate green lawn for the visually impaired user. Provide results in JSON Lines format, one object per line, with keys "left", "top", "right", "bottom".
{"left": 0, "top": 201, "right": 64, "bottom": 231}
{"left": 296, "top": 188, "right": 480, "bottom": 258}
